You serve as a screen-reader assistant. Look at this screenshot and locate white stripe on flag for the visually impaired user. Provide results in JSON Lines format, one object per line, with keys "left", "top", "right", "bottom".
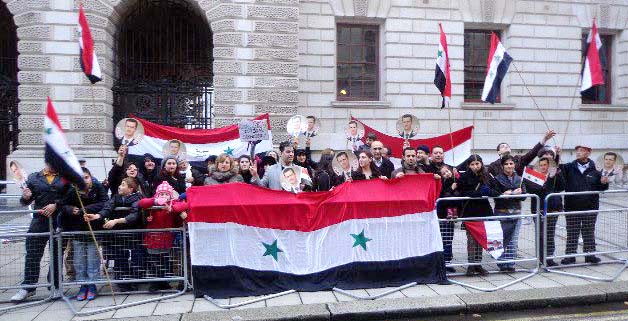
{"left": 188, "top": 211, "right": 443, "bottom": 275}
{"left": 481, "top": 41, "right": 507, "bottom": 101}
{"left": 44, "top": 118, "right": 83, "bottom": 177}
{"left": 128, "top": 131, "right": 273, "bottom": 161}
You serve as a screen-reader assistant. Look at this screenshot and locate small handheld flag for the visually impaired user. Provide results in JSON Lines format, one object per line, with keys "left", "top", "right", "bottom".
{"left": 522, "top": 167, "right": 547, "bottom": 187}
{"left": 44, "top": 97, "right": 86, "bottom": 189}
{"left": 434, "top": 23, "right": 451, "bottom": 108}
{"left": 581, "top": 19, "right": 605, "bottom": 94}
{"left": 78, "top": 5, "right": 102, "bottom": 84}
{"left": 481, "top": 33, "right": 512, "bottom": 104}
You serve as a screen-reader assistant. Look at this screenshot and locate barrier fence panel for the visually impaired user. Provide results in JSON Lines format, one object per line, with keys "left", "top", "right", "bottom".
{"left": 0, "top": 213, "right": 56, "bottom": 313}
{"left": 544, "top": 190, "right": 628, "bottom": 281}
{"left": 59, "top": 226, "right": 188, "bottom": 316}
{"left": 437, "top": 194, "right": 541, "bottom": 292}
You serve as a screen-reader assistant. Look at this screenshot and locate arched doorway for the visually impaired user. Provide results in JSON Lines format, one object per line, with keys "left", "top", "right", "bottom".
{"left": 0, "top": 2, "right": 19, "bottom": 181}
{"left": 113, "top": 0, "right": 213, "bottom": 133}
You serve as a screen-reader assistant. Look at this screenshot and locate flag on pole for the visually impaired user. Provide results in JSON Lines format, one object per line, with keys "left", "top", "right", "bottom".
{"left": 78, "top": 5, "right": 102, "bottom": 84}
{"left": 44, "top": 98, "right": 86, "bottom": 189}
{"left": 580, "top": 19, "right": 605, "bottom": 94}
{"left": 481, "top": 33, "right": 512, "bottom": 104}
{"left": 434, "top": 23, "right": 451, "bottom": 108}
{"left": 522, "top": 167, "right": 547, "bottom": 187}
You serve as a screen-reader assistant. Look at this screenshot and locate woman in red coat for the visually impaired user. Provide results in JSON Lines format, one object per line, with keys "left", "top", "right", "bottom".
{"left": 138, "top": 181, "right": 188, "bottom": 292}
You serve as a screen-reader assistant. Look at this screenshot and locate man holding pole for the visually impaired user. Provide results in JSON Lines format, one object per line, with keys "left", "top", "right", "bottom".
{"left": 488, "top": 130, "right": 557, "bottom": 176}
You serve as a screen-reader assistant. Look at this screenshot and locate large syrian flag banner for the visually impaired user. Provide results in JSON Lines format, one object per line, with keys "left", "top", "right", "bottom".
{"left": 464, "top": 220, "right": 518, "bottom": 259}
{"left": 186, "top": 174, "right": 446, "bottom": 298}
{"left": 44, "top": 98, "right": 86, "bottom": 189}
{"left": 352, "top": 117, "right": 472, "bottom": 166}
{"left": 127, "top": 114, "right": 273, "bottom": 162}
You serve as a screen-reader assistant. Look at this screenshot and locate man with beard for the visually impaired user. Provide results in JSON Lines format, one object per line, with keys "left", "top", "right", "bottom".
{"left": 488, "top": 129, "right": 556, "bottom": 176}
{"left": 392, "top": 147, "right": 423, "bottom": 178}
{"left": 416, "top": 145, "right": 432, "bottom": 173}
{"left": 371, "top": 141, "right": 394, "bottom": 179}
{"left": 559, "top": 145, "right": 609, "bottom": 264}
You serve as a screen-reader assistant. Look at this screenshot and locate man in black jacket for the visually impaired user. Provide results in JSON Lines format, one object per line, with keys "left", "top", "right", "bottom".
{"left": 11, "top": 163, "right": 67, "bottom": 302}
{"left": 371, "top": 141, "right": 394, "bottom": 179}
{"left": 559, "top": 145, "right": 609, "bottom": 264}
{"left": 488, "top": 130, "right": 556, "bottom": 176}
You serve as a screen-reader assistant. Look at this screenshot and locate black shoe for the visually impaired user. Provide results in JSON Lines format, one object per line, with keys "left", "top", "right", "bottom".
{"left": 116, "top": 283, "right": 137, "bottom": 292}
{"left": 476, "top": 266, "right": 489, "bottom": 276}
{"left": 499, "top": 266, "right": 516, "bottom": 273}
{"left": 561, "top": 257, "right": 576, "bottom": 265}
{"left": 545, "top": 259, "right": 557, "bottom": 267}
{"left": 585, "top": 255, "right": 601, "bottom": 264}
{"left": 445, "top": 267, "right": 456, "bottom": 273}
{"left": 465, "top": 266, "right": 477, "bottom": 276}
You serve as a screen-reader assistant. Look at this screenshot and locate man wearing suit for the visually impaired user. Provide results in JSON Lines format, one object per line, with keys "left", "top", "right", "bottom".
{"left": 252, "top": 141, "right": 313, "bottom": 191}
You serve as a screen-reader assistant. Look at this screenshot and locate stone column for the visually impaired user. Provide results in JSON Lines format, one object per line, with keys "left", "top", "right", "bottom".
{"left": 8, "top": 0, "right": 116, "bottom": 180}
{"left": 204, "top": 0, "right": 300, "bottom": 144}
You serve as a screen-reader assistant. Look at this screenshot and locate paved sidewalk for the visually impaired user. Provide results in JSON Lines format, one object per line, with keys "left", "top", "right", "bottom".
{"left": 1, "top": 263, "right": 627, "bottom": 321}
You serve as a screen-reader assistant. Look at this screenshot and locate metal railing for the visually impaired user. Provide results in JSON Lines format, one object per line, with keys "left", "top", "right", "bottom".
{"left": 436, "top": 194, "right": 541, "bottom": 292}
{"left": 543, "top": 189, "right": 628, "bottom": 281}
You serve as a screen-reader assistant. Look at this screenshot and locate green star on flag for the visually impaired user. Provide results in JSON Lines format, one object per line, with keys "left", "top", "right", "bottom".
{"left": 350, "top": 229, "right": 372, "bottom": 250}
{"left": 224, "top": 146, "right": 234, "bottom": 156}
{"left": 437, "top": 50, "right": 443, "bottom": 57}
{"left": 262, "top": 239, "right": 283, "bottom": 261}
{"left": 45, "top": 128, "right": 52, "bottom": 135}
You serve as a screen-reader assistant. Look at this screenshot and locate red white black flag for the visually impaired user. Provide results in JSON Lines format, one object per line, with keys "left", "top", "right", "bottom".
{"left": 434, "top": 23, "right": 451, "bottom": 108}
{"left": 581, "top": 20, "right": 604, "bottom": 94}
{"left": 78, "top": 5, "right": 102, "bottom": 84}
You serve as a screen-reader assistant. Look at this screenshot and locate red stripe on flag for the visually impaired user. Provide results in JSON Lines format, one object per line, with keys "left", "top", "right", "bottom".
{"left": 46, "top": 97, "right": 63, "bottom": 130}
{"left": 524, "top": 167, "right": 547, "bottom": 181}
{"left": 439, "top": 24, "right": 451, "bottom": 99}
{"left": 353, "top": 117, "right": 472, "bottom": 159}
{"left": 586, "top": 20, "right": 604, "bottom": 87}
{"left": 484, "top": 33, "right": 500, "bottom": 76}
{"left": 134, "top": 113, "right": 271, "bottom": 144}
{"left": 78, "top": 6, "right": 94, "bottom": 75}
{"left": 187, "top": 174, "right": 441, "bottom": 232}
{"left": 464, "top": 221, "right": 489, "bottom": 249}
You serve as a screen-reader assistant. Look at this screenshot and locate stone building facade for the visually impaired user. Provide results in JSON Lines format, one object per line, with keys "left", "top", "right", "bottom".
{"left": 1, "top": 0, "right": 627, "bottom": 180}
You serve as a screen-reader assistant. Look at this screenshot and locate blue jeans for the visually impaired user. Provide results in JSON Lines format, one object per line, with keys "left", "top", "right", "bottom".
{"left": 497, "top": 209, "right": 522, "bottom": 269}
{"left": 72, "top": 240, "right": 100, "bottom": 282}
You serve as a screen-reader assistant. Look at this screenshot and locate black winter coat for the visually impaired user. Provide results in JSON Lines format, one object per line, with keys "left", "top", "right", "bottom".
{"left": 153, "top": 172, "right": 187, "bottom": 195}
{"left": 487, "top": 142, "right": 544, "bottom": 177}
{"left": 59, "top": 181, "right": 109, "bottom": 232}
{"left": 374, "top": 157, "right": 395, "bottom": 179}
{"left": 459, "top": 170, "right": 499, "bottom": 218}
{"left": 20, "top": 171, "right": 67, "bottom": 218}
{"left": 436, "top": 177, "right": 462, "bottom": 219}
{"left": 492, "top": 173, "right": 527, "bottom": 211}
{"left": 560, "top": 160, "right": 608, "bottom": 211}
{"left": 97, "top": 192, "right": 143, "bottom": 230}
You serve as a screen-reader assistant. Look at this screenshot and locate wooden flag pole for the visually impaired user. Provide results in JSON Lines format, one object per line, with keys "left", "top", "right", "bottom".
{"left": 72, "top": 185, "right": 117, "bottom": 304}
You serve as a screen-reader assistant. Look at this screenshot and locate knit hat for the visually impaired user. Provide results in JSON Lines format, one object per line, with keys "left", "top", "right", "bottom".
{"left": 417, "top": 145, "right": 430, "bottom": 154}
{"left": 161, "top": 155, "right": 178, "bottom": 169}
{"left": 155, "top": 181, "right": 175, "bottom": 205}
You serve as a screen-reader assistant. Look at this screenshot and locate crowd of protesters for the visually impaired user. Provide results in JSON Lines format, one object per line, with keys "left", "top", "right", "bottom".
{"left": 10, "top": 125, "right": 616, "bottom": 302}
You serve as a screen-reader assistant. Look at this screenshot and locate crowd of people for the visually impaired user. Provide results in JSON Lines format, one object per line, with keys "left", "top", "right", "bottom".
{"left": 10, "top": 128, "right": 616, "bottom": 302}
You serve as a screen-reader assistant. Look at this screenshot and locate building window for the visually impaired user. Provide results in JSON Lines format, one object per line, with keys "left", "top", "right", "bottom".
{"left": 464, "top": 29, "right": 501, "bottom": 102}
{"left": 337, "top": 24, "right": 379, "bottom": 101}
{"left": 581, "top": 34, "right": 612, "bottom": 104}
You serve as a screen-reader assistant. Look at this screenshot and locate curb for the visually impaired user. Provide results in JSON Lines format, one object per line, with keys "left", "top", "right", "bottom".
{"left": 97, "top": 281, "right": 628, "bottom": 321}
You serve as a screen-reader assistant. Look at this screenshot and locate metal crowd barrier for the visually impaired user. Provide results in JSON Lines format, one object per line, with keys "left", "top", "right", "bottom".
{"left": 437, "top": 194, "right": 541, "bottom": 292}
{"left": 0, "top": 213, "right": 56, "bottom": 313}
{"left": 543, "top": 189, "right": 628, "bottom": 281}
